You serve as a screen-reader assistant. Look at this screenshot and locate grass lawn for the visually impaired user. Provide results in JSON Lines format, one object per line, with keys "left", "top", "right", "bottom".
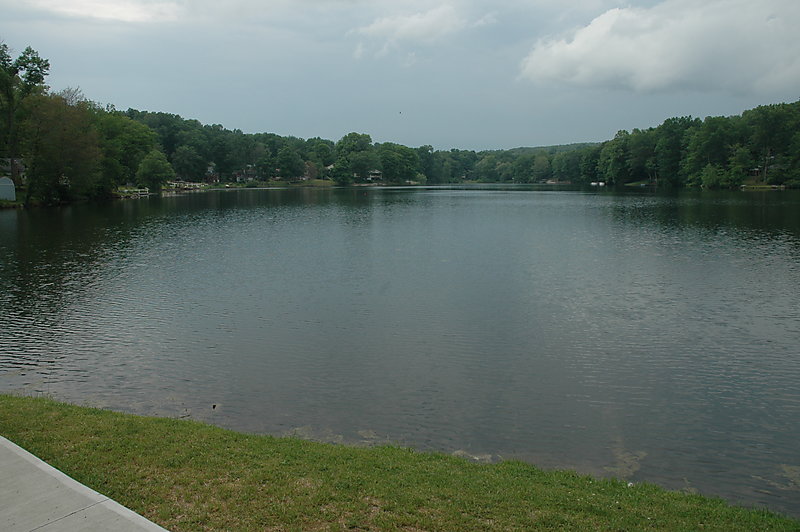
{"left": 0, "top": 199, "right": 23, "bottom": 208}
{"left": 291, "top": 179, "right": 335, "bottom": 187}
{"left": 1, "top": 394, "right": 797, "bottom": 531}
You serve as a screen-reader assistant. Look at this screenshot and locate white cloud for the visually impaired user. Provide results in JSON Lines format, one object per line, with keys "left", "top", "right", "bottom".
{"left": 355, "top": 4, "right": 468, "bottom": 51}
{"left": 471, "top": 11, "right": 497, "bottom": 28}
{"left": 353, "top": 42, "right": 365, "bottom": 60}
{"left": 28, "top": 0, "right": 180, "bottom": 22}
{"left": 520, "top": 0, "right": 800, "bottom": 94}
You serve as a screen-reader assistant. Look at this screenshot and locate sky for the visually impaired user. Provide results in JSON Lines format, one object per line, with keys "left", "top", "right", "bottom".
{"left": 1, "top": 0, "right": 799, "bottom": 150}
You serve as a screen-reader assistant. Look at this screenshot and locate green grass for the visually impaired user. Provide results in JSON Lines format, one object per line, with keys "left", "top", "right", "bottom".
{"left": 0, "top": 198, "right": 23, "bottom": 208}
{"left": 290, "top": 179, "right": 335, "bottom": 187}
{"left": 1, "top": 395, "right": 797, "bottom": 531}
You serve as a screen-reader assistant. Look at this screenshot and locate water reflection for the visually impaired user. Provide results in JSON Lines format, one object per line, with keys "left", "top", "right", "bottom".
{"left": 607, "top": 189, "right": 800, "bottom": 239}
{"left": 1, "top": 187, "right": 799, "bottom": 517}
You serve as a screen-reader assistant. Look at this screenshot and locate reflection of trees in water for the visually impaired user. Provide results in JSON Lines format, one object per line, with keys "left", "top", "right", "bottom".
{"left": 3, "top": 203, "right": 138, "bottom": 314}
{"left": 2, "top": 193, "right": 251, "bottom": 311}
{"left": 2, "top": 188, "right": 799, "bottom": 518}
{"left": 1, "top": 201, "right": 169, "bottom": 384}
{"left": 607, "top": 190, "right": 800, "bottom": 240}
{"left": 0, "top": 188, "right": 384, "bottom": 351}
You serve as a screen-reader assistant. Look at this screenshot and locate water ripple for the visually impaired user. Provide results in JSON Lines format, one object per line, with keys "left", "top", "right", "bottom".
{"left": 1, "top": 189, "right": 799, "bottom": 516}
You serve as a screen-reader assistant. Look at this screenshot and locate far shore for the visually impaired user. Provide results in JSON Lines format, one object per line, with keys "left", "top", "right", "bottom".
{"left": 2, "top": 178, "right": 797, "bottom": 211}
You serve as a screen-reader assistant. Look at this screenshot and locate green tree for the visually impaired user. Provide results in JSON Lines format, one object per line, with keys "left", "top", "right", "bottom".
{"left": 348, "top": 150, "right": 381, "bottom": 181}
{"left": 725, "top": 144, "right": 752, "bottom": 187}
{"left": 511, "top": 154, "right": 535, "bottom": 182}
{"left": 136, "top": 149, "right": 175, "bottom": 191}
{"left": 21, "top": 93, "right": 102, "bottom": 204}
{"left": 626, "top": 128, "right": 657, "bottom": 183}
{"left": 654, "top": 117, "right": 698, "bottom": 186}
{"left": 12, "top": 46, "right": 49, "bottom": 93}
{"left": 333, "top": 132, "right": 378, "bottom": 183}
{"left": 255, "top": 149, "right": 275, "bottom": 179}
{"left": 416, "top": 145, "right": 435, "bottom": 182}
{"left": 94, "top": 110, "right": 157, "bottom": 192}
{"left": 496, "top": 160, "right": 514, "bottom": 182}
{"left": 377, "top": 142, "right": 420, "bottom": 183}
{"left": 449, "top": 149, "right": 477, "bottom": 181}
{"left": 786, "top": 131, "right": 800, "bottom": 185}
{"left": 1, "top": 43, "right": 50, "bottom": 184}
{"left": 743, "top": 103, "right": 796, "bottom": 183}
{"left": 171, "top": 145, "right": 206, "bottom": 180}
{"left": 474, "top": 153, "right": 499, "bottom": 182}
{"left": 126, "top": 110, "right": 189, "bottom": 159}
{"left": 579, "top": 145, "right": 602, "bottom": 184}
{"left": 598, "top": 131, "right": 630, "bottom": 184}
{"left": 682, "top": 116, "right": 736, "bottom": 183}
{"left": 428, "top": 151, "right": 452, "bottom": 183}
{"left": 207, "top": 126, "right": 234, "bottom": 179}
{"left": 175, "top": 128, "right": 210, "bottom": 163}
{"left": 551, "top": 150, "right": 582, "bottom": 182}
{"left": 336, "top": 132, "right": 372, "bottom": 156}
{"left": 306, "top": 138, "right": 335, "bottom": 169}
{"left": 531, "top": 153, "right": 552, "bottom": 182}
{"left": 276, "top": 146, "right": 305, "bottom": 179}
{"left": 227, "top": 129, "right": 257, "bottom": 176}
{"left": 699, "top": 164, "right": 724, "bottom": 189}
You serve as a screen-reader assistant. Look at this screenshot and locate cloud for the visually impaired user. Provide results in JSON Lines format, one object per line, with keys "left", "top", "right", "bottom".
{"left": 471, "top": 11, "right": 497, "bottom": 28}
{"left": 520, "top": 0, "right": 800, "bottom": 94}
{"left": 354, "top": 4, "right": 469, "bottom": 52}
{"left": 27, "top": 0, "right": 180, "bottom": 22}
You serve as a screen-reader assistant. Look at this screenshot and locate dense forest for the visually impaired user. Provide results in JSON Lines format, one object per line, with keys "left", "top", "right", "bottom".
{"left": 2, "top": 43, "right": 800, "bottom": 205}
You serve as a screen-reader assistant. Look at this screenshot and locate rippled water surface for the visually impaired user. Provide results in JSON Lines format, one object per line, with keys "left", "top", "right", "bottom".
{"left": 2, "top": 186, "right": 799, "bottom": 516}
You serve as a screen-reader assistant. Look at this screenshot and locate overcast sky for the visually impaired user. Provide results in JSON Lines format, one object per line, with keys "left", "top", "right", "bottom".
{"left": 2, "top": 0, "right": 798, "bottom": 150}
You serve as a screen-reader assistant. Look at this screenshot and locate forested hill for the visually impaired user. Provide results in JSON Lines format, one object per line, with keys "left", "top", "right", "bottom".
{"left": 2, "top": 42, "right": 799, "bottom": 206}
{"left": 123, "top": 102, "right": 799, "bottom": 190}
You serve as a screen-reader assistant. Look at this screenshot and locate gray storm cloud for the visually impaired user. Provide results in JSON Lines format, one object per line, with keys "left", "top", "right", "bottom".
{"left": 3, "top": 0, "right": 797, "bottom": 149}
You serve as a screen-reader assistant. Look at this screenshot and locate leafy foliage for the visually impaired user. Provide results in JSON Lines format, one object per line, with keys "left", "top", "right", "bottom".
{"left": 21, "top": 93, "right": 102, "bottom": 204}
{"left": 136, "top": 149, "right": 175, "bottom": 191}
{"left": 377, "top": 142, "right": 419, "bottom": 183}
{"left": 3, "top": 38, "right": 800, "bottom": 203}
{"left": 94, "top": 109, "right": 158, "bottom": 191}
{"left": 1, "top": 43, "right": 50, "bottom": 184}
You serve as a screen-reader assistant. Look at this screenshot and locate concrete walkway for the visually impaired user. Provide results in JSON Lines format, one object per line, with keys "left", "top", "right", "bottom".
{"left": 0, "top": 436, "right": 168, "bottom": 531}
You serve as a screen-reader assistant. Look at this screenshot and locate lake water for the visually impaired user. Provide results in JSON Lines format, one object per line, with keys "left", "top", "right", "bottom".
{"left": 1, "top": 186, "right": 799, "bottom": 516}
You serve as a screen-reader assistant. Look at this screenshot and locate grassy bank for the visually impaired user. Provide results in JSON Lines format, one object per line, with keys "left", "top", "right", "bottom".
{"left": 1, "top": 395, "right": 796, "bottom": 531}
{"left": 0, "top": 199, "right": 23, "bottom": 209}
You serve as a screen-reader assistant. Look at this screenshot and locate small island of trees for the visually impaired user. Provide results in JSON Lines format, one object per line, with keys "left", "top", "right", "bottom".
{"left": 2, "top": 42, "right": 799, "bottom": 207}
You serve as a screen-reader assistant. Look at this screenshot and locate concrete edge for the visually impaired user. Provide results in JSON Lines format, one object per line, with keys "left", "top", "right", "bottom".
{"left": 0, "top": 436, "right": 170, "bottom": 531}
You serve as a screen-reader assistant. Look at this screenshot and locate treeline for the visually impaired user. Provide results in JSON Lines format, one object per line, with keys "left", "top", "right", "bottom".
{"left": 469, "top": 104, "right": 800, "bottom": 188}
{"left": 569, "top": 106, "right": 800, "bottom": 188}
{"left": 1, "top": 44, "right": 174, "bottom": 204}
{"left": 2, "top": 42, "right": 800, "bottom": 206}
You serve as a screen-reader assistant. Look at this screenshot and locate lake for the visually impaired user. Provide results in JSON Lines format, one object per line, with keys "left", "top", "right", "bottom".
{"left": 1, "top": 185, "right": 799, "bottom": 516}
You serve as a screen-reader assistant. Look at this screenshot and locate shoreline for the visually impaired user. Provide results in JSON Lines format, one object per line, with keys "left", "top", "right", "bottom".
{"left": 1, "top": 394, "right": 797, "bottom": 531}
{"left": 3, "top": 181, "right": 798, "bottom": 210}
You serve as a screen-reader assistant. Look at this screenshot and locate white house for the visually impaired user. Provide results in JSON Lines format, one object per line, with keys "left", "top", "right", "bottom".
{"left": 0, "top": 176, "right": 15, "bottom": 202}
